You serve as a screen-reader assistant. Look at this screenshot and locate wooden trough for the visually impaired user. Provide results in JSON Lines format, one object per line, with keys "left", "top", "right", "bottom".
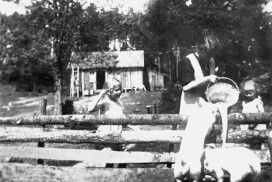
{"left": 0, "top": 109, "right": 271, "bottom": 181}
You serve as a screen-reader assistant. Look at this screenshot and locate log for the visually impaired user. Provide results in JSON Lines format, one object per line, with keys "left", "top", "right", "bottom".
{"left": 0, "top": 114, "right": 188, "bottom": 126}
{"left": 0, "top": 127, "right": 183, "bottom": 143}
{"left": 227, "top": 130, "right": 269, "bottom": 144}
{"left": 0, "top": 127, "right": 269, "bottom": 144}
{"left": 228, "top": 112, "right": 272, "bottom": 125}
{"left": 1, "top": 113, "right": 272, "bottom": 126}
{"left": 0, "top": 163, "right": 175, "bottom": 182}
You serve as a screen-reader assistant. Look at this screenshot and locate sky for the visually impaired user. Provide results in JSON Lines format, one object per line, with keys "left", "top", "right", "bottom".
{"left": 0, "top": 0, "right": 150, "bottom": 15}
{"left": 263, "top": 0, "right": 272, "bottom": 13}
{"left": 1, "top": 0, "right": 272, "bottom": 16}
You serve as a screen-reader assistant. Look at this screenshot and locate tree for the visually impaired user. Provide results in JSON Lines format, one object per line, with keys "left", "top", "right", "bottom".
{"left": 75, "top": 3, "right": 110, "bottom": 52}
{"left": 143, "top": 0, "right": 272, "bottom": 113}
{"left": 0, "top": 12, "right": 54, "bottom": 91}
{"left": 98, "top": 8, "right": 145, "bottom": 51}
{"left": 26, "top": 0, "right": 87, "bottom": 114}
{"left": 1, "top": 0, "right": 147, "bottom": 114}
{"left": 143, "top": 0, "right": 272, "bottom": 83}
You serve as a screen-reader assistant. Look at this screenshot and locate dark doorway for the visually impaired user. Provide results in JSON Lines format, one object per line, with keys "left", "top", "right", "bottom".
{"left": 97, "top": 71, "right": 105, "bottom": 89}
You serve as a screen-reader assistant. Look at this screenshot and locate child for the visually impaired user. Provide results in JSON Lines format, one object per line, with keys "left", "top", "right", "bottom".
{"left": 74, "top": 78, "right": 139, "bottom": 168}
{"left": 241, "top": 79, "right": 265, "bottom": 130}
{"left": 88, "top": 77, "right": 141, "bottom": 133}
{"left": 81, "top": 78, "right": 124, "bottom": 168}
{"left": 87, "top": 78, "right": 124, "bottom": 133}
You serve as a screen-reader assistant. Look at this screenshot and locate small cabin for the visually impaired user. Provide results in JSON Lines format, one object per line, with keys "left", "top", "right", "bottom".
{"left": 68, "top": 50, "right": 166, "bottom": 97}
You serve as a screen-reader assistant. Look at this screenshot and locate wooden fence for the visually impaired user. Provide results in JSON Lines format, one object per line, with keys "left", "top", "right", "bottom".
{"left": 0, "top": 104, "right": 271, "bottom": 181}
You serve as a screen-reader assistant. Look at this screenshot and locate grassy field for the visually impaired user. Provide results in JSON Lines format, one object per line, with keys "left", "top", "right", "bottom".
{"left": 0, "top": 84, "right": 54, "bottom": 117}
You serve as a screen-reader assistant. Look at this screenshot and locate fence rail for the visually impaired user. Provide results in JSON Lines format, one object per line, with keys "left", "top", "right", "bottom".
{"left": 0, "top": 126, "right": 268, "bottom": 144}
{"left": 1, "top": 112, "right": 272, "bottom": 125}
{"left": 0, "top": 111, "right": 271, "bottom": 181}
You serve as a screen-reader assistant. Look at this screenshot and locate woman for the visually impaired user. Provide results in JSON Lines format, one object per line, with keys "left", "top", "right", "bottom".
{"left": 178, "top": 34, "right": 220, "bottom": 115}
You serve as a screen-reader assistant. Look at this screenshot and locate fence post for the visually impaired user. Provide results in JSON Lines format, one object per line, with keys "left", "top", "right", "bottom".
{"left": 153, "top": 101, "right": 175, "bottom": 168}
{"left": 167, "top": 101, "right": 177, "bottom": 168}
{"left": 153, "top": 102, "right": 159, "bottom": 114}
{"left": 146, "top": 105, "right": 153, "bottom": 114}
{"left": 167, "top": 124, "right": 177, "bottom": 168}
{"left": 39, "top": 99, "right": 47, "bottom": 115}
{"left": 37, "top": 99, "right": 47, "bottom": 165}
{"left": 268, "top": 128, "right": 272, "bottom": 165}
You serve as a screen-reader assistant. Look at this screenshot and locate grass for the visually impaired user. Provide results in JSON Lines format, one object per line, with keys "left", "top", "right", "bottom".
{"left": 0, "top": 84, "right": 55, "bottom": 117}
{"left": 121, "top": 91, "right": 162, "bottom": 114}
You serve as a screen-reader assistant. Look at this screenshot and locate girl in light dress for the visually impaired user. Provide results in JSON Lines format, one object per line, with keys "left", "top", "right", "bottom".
{"left": 87, "top": 77, "right": 140, "bottom": 133}
{"left": 73, "top": 78, "right": 139, "bottom": 168}
{"left": 87, "top": 78, "right": 124, "bottom": 133}
{"left": 241, "top": 79, "right": 265, "bottom": 130}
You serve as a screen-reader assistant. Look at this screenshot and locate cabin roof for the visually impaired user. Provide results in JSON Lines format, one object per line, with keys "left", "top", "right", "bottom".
{"left": 68, "top": 50, "right": 144, "bottom": 69}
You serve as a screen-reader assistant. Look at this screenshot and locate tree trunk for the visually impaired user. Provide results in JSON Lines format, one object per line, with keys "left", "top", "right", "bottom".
{"left": 53, "top": 37, "right": 64, "bottom": 115}
{"left": 54, "top": 77, "right": 62, "bottom": 115}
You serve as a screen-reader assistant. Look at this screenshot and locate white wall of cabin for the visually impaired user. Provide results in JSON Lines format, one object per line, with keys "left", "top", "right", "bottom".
{"left": 80, "top": 69, "right": 144, "bottom": 92}
{"left": 107, "top": 70, "right": 143, "bottom": 89}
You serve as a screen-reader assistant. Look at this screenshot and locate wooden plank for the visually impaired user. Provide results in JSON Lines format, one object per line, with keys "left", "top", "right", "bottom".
{"left": 0, "top": 146, "right": 270, "bottom": 164}
{"left": 0, "top": 127, "right": 269, "bottom": 144}
{"left": 0, "top": 146, "right": 175, "bottom": 164}
{"left": 0, "top": 163, "right": 175, "bottom": 182}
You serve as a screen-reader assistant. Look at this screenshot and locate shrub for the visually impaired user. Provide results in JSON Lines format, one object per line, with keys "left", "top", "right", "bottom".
{"left": 159, "top": 82, "right": 182, "bottom": 114}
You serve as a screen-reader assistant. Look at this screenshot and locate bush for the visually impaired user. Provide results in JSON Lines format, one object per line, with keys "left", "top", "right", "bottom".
{"left": 159, "top": 82, "right": 182, "bottom": 114}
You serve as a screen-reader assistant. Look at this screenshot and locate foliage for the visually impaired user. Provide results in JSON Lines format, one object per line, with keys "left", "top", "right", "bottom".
{"left": 143, "top": 0, "right": 272, "bottom": 110}
{"left": 99, "top": 8, "right": 145, "bottom": 51}
{"left": 0, "top": 1, "right": 145, "bottom": 86}
{"left": 159, "top": 82, "right": 182, "bottom": 114}
{"left": 0, "top": 0, "right": 145, "bottom": 114}
{"left": 0, "top": 13, "right": 53, "bottom": 90}
{"left": 143, "top": 0, "right": 272, "bottom": 82}
{"left": 1, "top": 0, "right": 272, "bottom": 112}
{"left": 74, "top": 4, "right": 110, "bottom": 52}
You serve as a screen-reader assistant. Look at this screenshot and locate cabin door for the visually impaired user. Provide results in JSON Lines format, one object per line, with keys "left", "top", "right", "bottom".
{"left": 96, "top": 71, "right": 105, "bottom": 89}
